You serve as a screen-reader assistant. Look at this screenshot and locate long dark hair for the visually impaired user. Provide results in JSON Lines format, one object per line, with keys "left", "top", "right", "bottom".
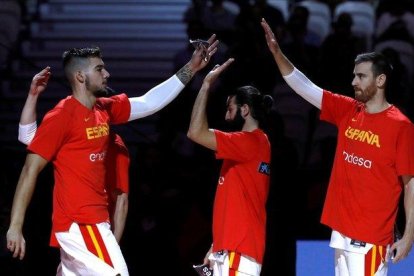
{"left": 232, "top": 85, "right": 274, "bottom": 127}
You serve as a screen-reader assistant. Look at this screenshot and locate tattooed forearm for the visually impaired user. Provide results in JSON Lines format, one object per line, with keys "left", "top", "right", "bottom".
{"left": 176, "top": 63, "right": 194, "bottom": 85}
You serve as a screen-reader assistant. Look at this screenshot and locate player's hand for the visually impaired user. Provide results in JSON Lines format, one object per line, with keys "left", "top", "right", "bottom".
{"left": 6, "top": 227, "right": 26, "bottom": 260}
{"left": 203, "top": 245, "right": 213, "bottom": 266}
{"left": 188, "top": 34, "right": 219, "bottom": 73}
{"left": 390, "top": 236, "right": 413, "bottom": 263}
{"left": 29, "top": 66, "right": 51, "bottom": 96}
{"left": 203, "top": 58, "right": 234, "bottom": 86}
{"left": 261, "top": 18, "right": 281, "bottom": 57}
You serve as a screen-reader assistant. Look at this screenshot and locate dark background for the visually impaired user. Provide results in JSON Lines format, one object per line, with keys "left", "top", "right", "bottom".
{"left": 1, "top": 0, "right": 413, "bottom": 275}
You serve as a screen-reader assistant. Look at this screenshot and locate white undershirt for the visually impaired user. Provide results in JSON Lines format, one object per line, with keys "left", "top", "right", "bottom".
{"left": 128, "top": 75, "right": 184, "bottom": 121}
{"left": 283, "top": 67, "right": 323, "bottom": 109}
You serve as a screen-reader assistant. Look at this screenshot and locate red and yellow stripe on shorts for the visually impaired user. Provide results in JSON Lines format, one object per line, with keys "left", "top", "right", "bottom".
{"left": 365, "top": 245, "right": 385, "bottom": 276}
{"left": 79, "top": 224, "right": 114, "bottom": 268}
{"left": 229, "top": 251, "right": 242, "bottom": 276}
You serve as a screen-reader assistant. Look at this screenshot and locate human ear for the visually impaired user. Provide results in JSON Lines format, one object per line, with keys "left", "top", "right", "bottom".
{"left": 75, "top": 71, "right": 85, "bottom": 83}
{"left": 377, "top": 74, "right": 386, "bottom": 88}
{"left": 241, "top": 104, "right": 250, "bottom": 117}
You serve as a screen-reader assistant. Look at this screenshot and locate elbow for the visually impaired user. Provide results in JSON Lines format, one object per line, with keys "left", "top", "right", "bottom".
{"left": 187, "top": 129, "right": 200, "bottom": 143}
{"left": 187, "top": 130, "right": 194, "bottom": 141}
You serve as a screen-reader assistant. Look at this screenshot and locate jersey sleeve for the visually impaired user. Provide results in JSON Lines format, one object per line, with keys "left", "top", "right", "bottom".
{"left": 396, "top": 122, "right": 414, "bottom": 176}
{"left": 27, "top": 107, "right": 70, "bottom": 161}
{"left": 320, "top": 90, "right": 358, "bottom": 126}
{"left": 114, "top": 136, "right": 130, "bottom": 193}
{"left": 214, "top": 130, "right": 258, "bottom": 162}
{"left": 99, "top": 93, "right": 131, "bottom": 124}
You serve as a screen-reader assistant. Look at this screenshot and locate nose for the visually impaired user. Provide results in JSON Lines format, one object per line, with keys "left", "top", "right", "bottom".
{"left": 351, "top": 76, "right": 357, "bottom": 87}
{"left": 104, "top": 69, "right": 110, "bottom": 79}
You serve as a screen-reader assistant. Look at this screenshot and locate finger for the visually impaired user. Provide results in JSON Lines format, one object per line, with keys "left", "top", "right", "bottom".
{"left": 19, "top": 242, "right": 25, "bottom": 260}
{"left": 224, "top": 58, "right": 235, "bottom": 65}
{"left": 215, "top": 58, "right": 234, "bottom": 73}
{"left": 218, "top": 58, "right": 234, "bottom": 70}
{"left": 43, "top": 73, "right": 51, "bottom": 82}
{"left": 208, "top": 48, "right": 218, "bottom": 59}
{"left": 208, "top": 40, "right": 219, "bottom": 52}
{"left": 12, "top": 244, "right": 20, "bottom": 258}
{"left": 261, "top": 18, "right": 272, "bottom": 34}
{"left": 7, "top": 240, "right": 14, "bottom": 252}
{"left": 207, "top": 34, "right": 217, "bottom": 44}
{"left": 393, "top": 252, "right": 402, "bottom": 263}
{"left": 39, "top": 66, "right": 51, "bottom": 75}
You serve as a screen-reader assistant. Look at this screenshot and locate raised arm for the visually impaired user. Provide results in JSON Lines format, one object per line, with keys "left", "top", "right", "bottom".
{"left": 128, "top": 34, "right": 219, "bottom": 121}
{"left": 6, "top": 153, "right": 48, "bottom": 260}
{"left": 261, "top": 18, "right": 323, "bottom": 109}
{"left": 187, "top": 58, "right": 234, "bottom": 151}
{"left": 18, "top": 67, "right": 51, "bottom": 144}
{"left": 391, "top": 175, "right": 414, "bottom": 263}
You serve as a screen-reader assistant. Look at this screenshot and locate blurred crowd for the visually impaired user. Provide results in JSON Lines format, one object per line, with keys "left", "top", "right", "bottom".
{"left": 1, "top": 0, "right": 414, "bottom": 275}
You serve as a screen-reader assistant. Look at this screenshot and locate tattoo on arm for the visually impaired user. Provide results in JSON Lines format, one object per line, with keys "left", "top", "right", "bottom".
{"left": 176, "top": 64, "right": 194, "bottom": 85}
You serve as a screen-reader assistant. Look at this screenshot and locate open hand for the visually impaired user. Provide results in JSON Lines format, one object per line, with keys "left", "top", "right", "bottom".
{"left": 261, "top": 18, "right": 281, "bottom": 57}
{"left": 29, "top": 66, "right": 51, "bottom": 96}
{"left": 189, "top": 34, "right": 219, "bottom": 73}
{"left": 203, "top": 58, "right": 234, "bottom": 86}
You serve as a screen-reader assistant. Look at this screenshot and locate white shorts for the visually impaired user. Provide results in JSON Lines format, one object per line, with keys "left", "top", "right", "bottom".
{"left": 55, "top": 222, "right": 128, "bottom": 276}
{"left": 208, "top": 250, "right": 261, "bottom": 276}
{"left": 331, "top": 231, "right": 389, "bottom": 276}
{"left": 334, "top": 247, "right": 389, "bottom": 276}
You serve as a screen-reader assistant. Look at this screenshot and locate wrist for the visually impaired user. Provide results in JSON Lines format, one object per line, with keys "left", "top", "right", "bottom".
{"left": 187, "top": 62, "right": 198, "bottom": 75}
{"left": 176, "top": 63, "right": 195, "bottom": 85}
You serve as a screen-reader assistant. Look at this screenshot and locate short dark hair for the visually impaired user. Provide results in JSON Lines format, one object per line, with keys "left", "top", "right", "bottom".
{"left": 232, "top": 86, "right": 274, "bottom": 125}
{"left": 354, "top": 52, "right": 393, "bottom": 79}
{"left": 62, "top": 47, "right": 102, "bottom": 68}
{"left": 62, "top": 47, "right": 102, "bottom": 81}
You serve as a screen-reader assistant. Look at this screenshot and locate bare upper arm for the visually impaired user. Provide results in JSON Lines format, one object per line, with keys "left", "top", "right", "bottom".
{"left": 24, "top": 153, "right": 48, "bottom": 174}
{"left": 402, "top": 175, "right": 414, "bottom": 186}
{"left": 189, "top": 129, "right": 217, "bottom": 151}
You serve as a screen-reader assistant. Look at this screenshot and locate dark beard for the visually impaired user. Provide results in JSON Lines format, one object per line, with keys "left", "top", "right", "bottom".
{"left": 85, "top": 77, "right": 110, "bottom": 98}
{"left": 225, "top": 108, "right": 245, "bottom": 131}
{"left": 93, "top": 88, "right": 110, "bottom": 98}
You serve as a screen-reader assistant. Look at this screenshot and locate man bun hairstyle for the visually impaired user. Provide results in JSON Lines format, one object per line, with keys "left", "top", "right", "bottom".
{"left": 234, "top": 86, "right": 274, "bottom": 125}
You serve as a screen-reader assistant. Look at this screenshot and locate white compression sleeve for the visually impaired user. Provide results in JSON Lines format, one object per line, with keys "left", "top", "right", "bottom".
{"left": 283, "top": 67, "right": 323, "bottom": 109}
{"left": 129, "top": 75, "right": 185, "bottom": 121}
{"left": 18, "top": 121, "right": 37, "bottom": 145}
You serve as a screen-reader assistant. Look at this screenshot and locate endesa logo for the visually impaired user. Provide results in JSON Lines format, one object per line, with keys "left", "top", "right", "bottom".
{"left": 89, "top": 151, "right": 106, "bottom": 162}
{"left": 343, "top": 151, "right": 372, "bottom": 169}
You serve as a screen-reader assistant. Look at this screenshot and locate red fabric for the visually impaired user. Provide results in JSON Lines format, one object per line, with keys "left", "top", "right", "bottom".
{"left": 79, "top": 224, "right": 114, "bottom": 267}
{"left": 106, "top": 133, "right": 130, "bottom": 215}
{"left": 212, "top": 129, "right": 270, "bottom": 263}
{"left": 229, "top": 251, "right": 242, "bottom": 275}
{"left": 364, "top": 245, "right": 385, "bottom": 276}
{"left": 320, "top": 90, "right": 414, "bottom": 245}
{"left": 28, "top": 94, "right": 130, "bottom": 246}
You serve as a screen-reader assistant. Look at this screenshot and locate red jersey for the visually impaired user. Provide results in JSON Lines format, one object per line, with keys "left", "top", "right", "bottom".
{"left": 27, "top": 94, "right": 130, "bottom": 246}
{"left": 320, "top": 90, "right": 414, "bottom": 245}
{"left": 106, "top": 133, "right": 130, "bottom": 216}
{"left": 213, "top": 129, "right": 271, "bottom": 264}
